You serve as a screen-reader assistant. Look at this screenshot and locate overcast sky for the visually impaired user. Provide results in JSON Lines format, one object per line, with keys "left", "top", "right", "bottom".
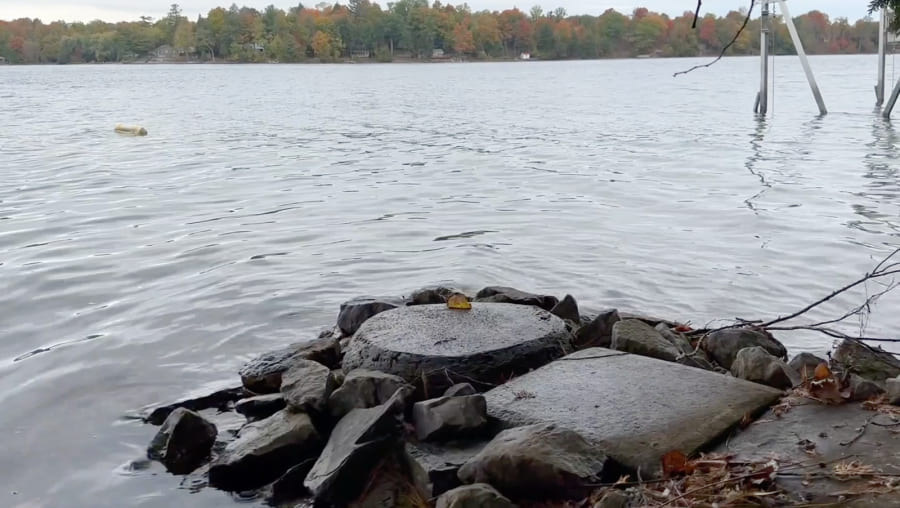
{"left": 0, "top": 1, "right": 875, "bottom": 24}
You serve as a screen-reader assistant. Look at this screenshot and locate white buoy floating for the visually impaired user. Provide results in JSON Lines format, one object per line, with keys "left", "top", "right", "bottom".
{"left": 114, "top": 124, "right": 148, "bottom": 136}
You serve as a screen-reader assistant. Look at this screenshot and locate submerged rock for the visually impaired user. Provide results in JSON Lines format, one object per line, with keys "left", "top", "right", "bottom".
{"left": 458, "top": 423, "right": 606, "bottom": 499}
{"left": 412, "top": 395, "right": 488, "bottom": 441}
{"left": 234, "top": 393, "right": 286, "bottom": 421}
{"left": 342, "top": 303, "right": 572, "bottom": 396}
{"left": 832, "top": 339, "right": 900, "bottom": 382}
{"left": 573, "top": 309, "right": 620, "bottom": 349}
{"left": 147, "top": 408, "right": 217, "bottom": 475}
{"left": 145, "top": 386, "right": 245, "bottom": 425}
{"left": 328, "top": 369, "right": 412, "bottom": 419}
{"left": 436, "top": 483, "right": 514, "bottom": 508}
{"left": 730, "top": 346, "right": 798, "bottom": 389}
{"left": 304, "top": 389, "right": 407, "bottom": 505}
{"left": 280, "top": 359, "right": 337, "bottom": 414}
{"left": 239, "top": 336, "right": 341, "bottom": 393}
{"left": 610, "top": 319, "right": 680, "bottom": 362}
{"left": 550, "top": 294, "right": 580, "bottom": 324}
{"left": 704, "top": 328, "right": 787, "bottom": 369}
{"left": 338, "top": 297, "right": 402, "bottom": 336}
{"left": 208, "top": 409, "right": 321, "bottom": 491}
{"left": 473, "top": 286, "right": 558, "bottom": 311}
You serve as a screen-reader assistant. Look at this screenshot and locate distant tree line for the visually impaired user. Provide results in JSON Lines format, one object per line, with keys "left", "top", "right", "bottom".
{"left": 0, "top": 2, "right": 883, "bottom": 64}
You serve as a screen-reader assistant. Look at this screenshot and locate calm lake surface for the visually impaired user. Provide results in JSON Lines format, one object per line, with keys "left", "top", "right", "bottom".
{"left": 1, "top": 55, "right": 899, "bottom": 506}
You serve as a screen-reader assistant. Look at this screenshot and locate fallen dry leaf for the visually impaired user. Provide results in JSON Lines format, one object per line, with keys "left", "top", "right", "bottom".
{"left": 446, "top": 293, "right": 471, "bottom": 310}
{"left": 661, "top": 450, "right": 693, "bottom": 476}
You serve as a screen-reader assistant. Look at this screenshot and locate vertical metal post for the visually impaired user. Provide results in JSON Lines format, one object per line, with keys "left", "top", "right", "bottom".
{"left": 878, "top": 8, "right": 887, "bottom": 105}
{"left": 777, "top": 0, "right": 827, "bottom": 115}
{"left": 884, "top": 76, "right": 900, "bottom": 118}
{"left": 757, "top": 1, "right": 770, "bottom": 115}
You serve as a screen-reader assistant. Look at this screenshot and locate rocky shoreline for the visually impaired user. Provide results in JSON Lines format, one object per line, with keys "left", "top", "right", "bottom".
{"left": 140, "top": 285, "right": 900, "bottom": 507}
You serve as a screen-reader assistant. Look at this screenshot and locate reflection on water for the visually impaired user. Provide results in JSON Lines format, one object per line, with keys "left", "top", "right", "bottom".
{"left": 1, "top": 56, "right": 900, "bottom": 508}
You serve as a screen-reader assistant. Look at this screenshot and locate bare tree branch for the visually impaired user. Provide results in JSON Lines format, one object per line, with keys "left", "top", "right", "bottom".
{"left": 674, "top": 0, "right": 756, "bottom": 78}
{"left": 691, "top": 0, "right": 702, "bottom": 29}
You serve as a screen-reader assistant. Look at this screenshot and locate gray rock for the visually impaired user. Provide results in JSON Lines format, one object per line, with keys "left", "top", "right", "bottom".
{"left": 347, "top": 446, "right": 430, "bottom": 508}
{"left": 610, "top": 319, "right": 680, "bottom": 362}
{"left": 267, "top": 458, "right": 315, "bottom": 505}
{"left": 436, "top": 483, "right": 514, "bottom": 508}
{"left": 342, "top": 303, "right": 572, "bottom": 396}
{"left": 474, "top": 286, "right": 558, "bottom": 311}
{"left": 234, "top": 393, "right": 286, "bottom": 421}
{"left": 550, "top": 294, "right": 580, "bottom": 324}
{"left": 406, "top": 440, "right": 487, "bottom": 497}
{"left": 596, "top": 490, "right": 629, "bottom": 508}
{"left": 209, "top": 409, "right": 321, "bottom": 491}
{"left": 458, "top": 423, "right": 606, "bottom": 499}
{"left": 848, "top": 373, "right": 885, "bottom": 401}
{"left": 717, "top": 400, "right": 900, "bottom": 507}
{"left": 444, "top": 383, "right": 477, "bottom": 397}
{"left": 832, "top": 339, "right": 900, "bottom": 382}
{"left": 337, "top": 296, "right": 402, "bottom": 336}
{"left": 304, "top": 389, "right": 407, "bottom": 505}
{"left": 731, "top": 346, "right": 798, "bottom": 389}
{"left": 887, "top": 376, "right": 900, "bottom": 405}
{"left": 328, "top": 369, "right": 412, "bottom": 419}
{"left": 409, "top": 286, "right": 457, "bottom": 305}
{"left": 485, "top": 348, "right": 782, "bottom": 475}
{"left": 704, "top": 328, "right": 787, "bottom": 370}
{"left": 239, "top": 336, "right": 342, "bottom": 393}
{"left": 413, "top": 395, "right": 488, "bottom": 441}
{"left": 147, "top": 408, "right": 217, "bottom": 475}
{"left": 788, "top": 352, "right": 828, "bottom": 380}
{"left": 145, "top": 386, "right": 245, "bottom": 425}
{"left": 617, "top": 312, "right": 676, "bottom": 328}
{"left": 655, "top": 323, "right": 694, "bottom": 355}
{"left": 280, "top": 359, "right": 336, "bottom": 413}
{"left": 331, "top": 368, "right": 346, "bottom": 387}
{"left": 573, "top": 309, "right": 620, "bottom": 349}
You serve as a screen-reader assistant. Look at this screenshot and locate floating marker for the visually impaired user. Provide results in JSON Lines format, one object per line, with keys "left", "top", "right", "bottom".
{"left": 114, "top": 124, "right": 148, "bottom": 136}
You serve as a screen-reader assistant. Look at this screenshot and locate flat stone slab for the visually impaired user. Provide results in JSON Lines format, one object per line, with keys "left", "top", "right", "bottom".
{"left": 484, "top": 348, "right": 782, "bottom": 475}
{"left": 716, "top": 399, "right": 900, "bottom": 507}
{"left": 342, "top": 303, "right": 571, "bottom": 395}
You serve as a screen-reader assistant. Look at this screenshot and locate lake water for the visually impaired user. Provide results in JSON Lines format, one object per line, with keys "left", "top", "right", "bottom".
{"left": 1, "top": 55, "right": 899, "bottom": 506}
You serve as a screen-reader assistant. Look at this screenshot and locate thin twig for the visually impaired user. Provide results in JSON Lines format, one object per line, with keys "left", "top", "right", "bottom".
{"left": 840, "top": 415, "right": 875, "bottom": 446}
{"left": 674, "top": 0, "right": 756, "bottom": 77}
{"left": 691, "top": 0, "right": 702, "bottom": 29}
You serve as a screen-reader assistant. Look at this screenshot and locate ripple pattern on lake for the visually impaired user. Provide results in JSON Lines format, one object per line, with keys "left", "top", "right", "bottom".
{"left": 0, "top": 56, "right": 898, "bottom": 507}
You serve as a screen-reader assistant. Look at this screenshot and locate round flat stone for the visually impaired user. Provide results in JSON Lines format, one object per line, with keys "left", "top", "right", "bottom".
{"left": 342, "top": 303, "right": 571, "bottom": 394}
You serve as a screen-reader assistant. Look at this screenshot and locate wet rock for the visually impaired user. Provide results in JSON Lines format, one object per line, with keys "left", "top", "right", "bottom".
{"left": 280, "top": 359, "right": 337, "bottom": 414}
{"left": 147, "top": 408, "right": 217, "bottom": 474}
{"left": 573, "top": 309, "right": 620, "bottom": 349}
{"left": 474, "top": 286, "right": 558, "bottom": 311}
{"left": 848, "top": 373, "right": 885, "bottom": 401}
{"left": 347, "top": 447, "right": 430, "bottom": 508}
{"left": 331, "top": 368, "right": 346, "bottom": 387}
{"left": 610, "top": 319, "right": 680, "bottom": 362}
{"left": 304, "top": 389, "right": 407, "bottom": 505}
{"left": 617, "top": 312, "right": 676, "bottom": 328}
{"left": 485, "top": 348, "right": 782, "bottom": 475}
{"left": 550, "top": 294, "right": 580, "bottom": 324}
{"left": 234, "top": 393, "right": 286, "bottom": 421}
{"left": 239, "top": 336, "right": 342, "bottom": 393}
{"left": 655, "top": 323, "right": 693, "bottom": 355}
{"left": 788, "top": 352, "right": 828, "bottom": 379}
{"left": 342, "top": 303, "right": 572, "bottom": 396}
{"left": 886, "top": 376, "right": 900, "bottom": 405}
{"left": 731, "top": 346, "right": 798, "bottom": 389}
{"left": 832, "top": 339, "right": 900, "bottom": 382}
{"left": 209, "top": 409, "right": 321, "bottom": 491}
{"left": 595, "top": 490, "right": 630, "bottom": 508}
{"left": 458, "top": 423, "right": 606, "bottom": 499}
{"left": 145, "top": 386, "right": 245, "bottom": 425}
{"left": 704, "top": 328, "right": 787, "bottom": 370}
{"left": 337, "top": 297, "right": 402, "bottom": 336}
{"left": 413, "top": 395, "right": 488, "bottom": 441}
{"left": 436, "top": 483, "right": 514, "bottom": 508}
{"left": 267, "top": 458, "right": 315, "bottom": 505}
{"left": 406, "top": 440, "right": 487, "bottom": 497}
{"left": 409, "top": 286, "right": 457, "bottom": 305}
{"left": 328, "top": 369, "right": 412, "bottom": 419}
{"left": 444, "top": 383, "right": 477, "bottom": 397}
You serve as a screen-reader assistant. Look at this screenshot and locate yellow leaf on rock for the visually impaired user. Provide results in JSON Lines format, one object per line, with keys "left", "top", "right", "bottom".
{"left": 447, "top": 293, "right": 471, "bottom": 310}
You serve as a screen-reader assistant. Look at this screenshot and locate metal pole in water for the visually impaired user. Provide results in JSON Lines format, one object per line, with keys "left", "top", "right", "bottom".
{"left": 884, "top": 75, "right": 900, "bottom": 118}
{"left": 878, "top": 8, "right": 887, "bottom": 105}
{"left": 777, "top": 0, "right": 827, "bottom": 115}
{"left": 757, "top": 1, "right": 770, "bottom": 115}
